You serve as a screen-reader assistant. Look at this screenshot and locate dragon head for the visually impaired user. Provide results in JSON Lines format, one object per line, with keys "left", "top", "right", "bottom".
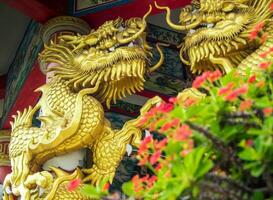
{"left": 156, "top": 0, "right": 272, "bottom": 73}
{"left": 39, "top": 6, "right": 166, "bottom": 108}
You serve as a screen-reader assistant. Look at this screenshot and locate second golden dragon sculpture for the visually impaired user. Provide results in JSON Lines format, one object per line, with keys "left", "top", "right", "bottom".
{"left": 156, "top": 0, "right": 273, "bottom": 74}
{"left": 3, "top": 6, "right": 166, "bottom": 200}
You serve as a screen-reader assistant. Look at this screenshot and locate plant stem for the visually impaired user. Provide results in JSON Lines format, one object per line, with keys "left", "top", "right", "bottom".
{"left": 185, "top": 121, "right": 241, "bottom": 165}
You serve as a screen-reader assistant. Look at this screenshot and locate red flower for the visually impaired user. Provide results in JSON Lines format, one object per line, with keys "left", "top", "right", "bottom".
{"left": 263, "top": 107, "right": 273, "bottom": 116}
{"left": 248, "top": 75, "right": 256, "bottom": 83}
{"left": 138, "top": 116, "right": 148, "bottom": 126}
{"left": 160, "top": 122, "right": 173, "bottom": 132}
{"left": 103, "top": 182, "right": 110, "bottom": 191}
{"left": 249, "top": 31, "right": 258, "bottom": 40}
{"left": 208, "top": 70, "right": 222, "bottom": 82}
{"left": 170, "top": 118, "right": 180, "bottom": 126}
{"left": 270, "top": 3, "right": 273, "bottom": 11}
{"left": 235, "top": 85, "right": 248, "bottom": 94}
{"left": 154, "top": 138, "right": 168, "bottom": 150}
{"left": 150, "top": 151, "right": 161, "bottom": 165}
{"left": 138, "top": 154, "right": 149, "bottom": 166}
{"left": 132, "top": 175, "right": 143, "bottom": 193}
{"left": 259, "top": 52, "right": 268, "bottom": 58}
{"left": 155, "top": 163, "right": 162, "bottom": 172}
{"left": 256, "top": 80, "right": 265, "bottom": 88}
{"left": 169, "top": 97, "right": 177, "bottom": 103}
{"left": 225, "top": 85, "right": 248, "bottom": 101}
{"left": 181, "top": 149, "right": 191, "bottom": 157}
{"left": 160, "top": 118, "right": 180, "bottom": 132}
{"left": 254, "top": 22, "right": 265, "bottom": 31}
{"left": 140, "top": 175, "right": 149, "bottom": 182}
{"left": 149, "top": 121, "right": 156, "bottom": 132}
{"left": 259, "top": 61, "right": 272, "bottom": 69}
{"left": 260, "top": 33, "right": 268, "bottom": 43}
{"left": 174, "top": 125, "right": 192, "bottom": 141}
{"left": 146, "top": 107, "right": 158, "bottom": 117}
{"left": 138, "top": 135, "right": 152, "bottom": 154}
{"left": 239, "top": 99, "right": 252, "bottom": 111}
{"left": 249, "top": 22, "right": 265, "bottom": 40}
{"left": 218, "top": 83, "right": 234, "bottom": 96}
{"left": 67, "top": 179, "right": 81, "bottom": 192}
{"left": 157, "top": 102, "right": 174, "bottom": 113}
{"left": 246, "top": 139, "right": 254, "bottom": 147}
{"left": 192, "top": 70, "right": 221, "bottom": 88}
{"left": 183, "top": 97, "right": 197, "bottom": 107}
{"left": 192, "top": 75, "right": 206, "bottom": 88}
{"left": 147, "top": 175, "right": 157, "bottom": 188}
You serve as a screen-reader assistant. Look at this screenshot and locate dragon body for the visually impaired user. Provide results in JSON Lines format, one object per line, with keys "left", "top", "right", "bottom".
{"left": 156, "top": 0, "right": 273, "bottom": 74}
{"left": 3, "top": 6, "right": 164, "bottom": 199}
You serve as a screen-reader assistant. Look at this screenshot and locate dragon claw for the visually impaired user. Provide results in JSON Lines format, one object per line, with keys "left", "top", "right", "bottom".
{"left": 82, "top": 167, "right": 114, "bottom": 186}
{"left": 140, "top": 96, "right": 163, "bottom": 115}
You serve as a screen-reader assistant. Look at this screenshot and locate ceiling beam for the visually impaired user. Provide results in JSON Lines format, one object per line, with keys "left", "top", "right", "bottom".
{"left": 81, "top": 0, "right": 192, "bottom": 27}
{"left": 1, "top": 0, "right": 63, "bottom": 23}
{"left": 2, "top": 0, "right": 191, "bottom": 26}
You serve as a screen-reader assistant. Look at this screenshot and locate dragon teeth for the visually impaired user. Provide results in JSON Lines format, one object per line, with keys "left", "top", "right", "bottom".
{"left": 207, "top": 23, "right": 214, "bottom": 28}
{"left": 109, "top": 46, "right": 115, "bottom": 52}
{"left": 128, "top": 42, "right": 134, "bottom": 47}
{"left": 189, "top": 29, "right": 196, "bottom": 34}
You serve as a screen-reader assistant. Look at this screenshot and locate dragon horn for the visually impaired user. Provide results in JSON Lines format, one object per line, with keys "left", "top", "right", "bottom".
{"left": 149, "top": 43, "right": 170, "bottom": 73}
{"left": 154, "top": 2, "right": 202, "bottom": 31}
{"left": 116, "top": 4, "right": 152, "bottom": 44}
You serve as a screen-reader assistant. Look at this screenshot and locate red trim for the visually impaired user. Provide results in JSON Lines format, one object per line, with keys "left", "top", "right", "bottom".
{"left": 81, "top": 0, "right": 192, "bottom": 28}
{"left": 2, "top": 65, "right": 171, "bottom": 127}
{"left": 0, "top": 75, "right": 6, "bottom": 99}
{"left": 3, "top": 0, "right": 191, "bottom": 26}
{"left": 1, "top": 0, "right": 62, "bottom": 23}
{"left": 0, "top": 166, "right": 12, "bottom": 184}
{"left": 2, "top": 62, "right": 45, "bottom": 129}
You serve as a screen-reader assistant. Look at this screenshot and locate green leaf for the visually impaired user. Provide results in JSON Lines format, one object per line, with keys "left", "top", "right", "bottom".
{"left": 192, "top": 185, "right": 200, "bottom": 198}
{"left": 165, "top": 140, "right": 182, "bottom": 155}
{"left": 252, "top": 191, "right": 264, "bottom": 200}
{"left": 81, "top": 185, "right": 101, "bottom": 199}
{"left": 170, "top": 106, "right": 185, "bottom": 119}
{"left": 250, "top": 164, "right": 265, "bottom": 177}
{"left": 195, "top": 159, "right": 213, "bottom": 179}
{"left": 122, "top": 182, "right": 135, "bottom": 196}
{"left": 238, "top": 148, "right": 260, "bottom": 161}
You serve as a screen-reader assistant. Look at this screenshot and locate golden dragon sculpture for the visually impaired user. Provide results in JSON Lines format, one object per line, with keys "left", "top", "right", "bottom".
{"left": 3, "top": 6, "right": 165, "bottom": 200}
{"left": 156, "top": 0, "right": 273, "bottom": 74}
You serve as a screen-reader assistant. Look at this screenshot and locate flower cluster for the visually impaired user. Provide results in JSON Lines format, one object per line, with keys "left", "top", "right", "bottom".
{"left": 131, "top": 174, "right": 157, "bottom": 193}
{"left": 122, "top": 16, "right": 273, "bottom": 199}
{"left": 74, "top": 6, "right": 273, "bottom": 199}
{"left": 192, "top": 70, "right": 222, "bottom": 88}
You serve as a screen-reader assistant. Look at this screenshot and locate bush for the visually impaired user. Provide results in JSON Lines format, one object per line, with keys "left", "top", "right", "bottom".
{"left": 72, "top": 7, "right": 273, "bottom": 200}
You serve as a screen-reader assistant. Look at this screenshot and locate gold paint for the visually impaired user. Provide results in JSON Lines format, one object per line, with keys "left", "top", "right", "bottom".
{"left": 0, "top": 130, "right": 10, "bottom": 167}
{"left": 3, "top": 6, "right": 167, "bottom": 199}
{"left": 157, "top": 0, "right": 273, "bottom": 74}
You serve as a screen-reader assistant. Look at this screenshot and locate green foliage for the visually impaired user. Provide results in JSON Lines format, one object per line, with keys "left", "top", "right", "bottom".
{"left": 81, "top": 179, "right": 109, "bottom": 199}
{"left": 121, "top": 51, "right": 273, "bottom": 199}
{"left": 80, "top": 18, "right": 273, "bottom": 200}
